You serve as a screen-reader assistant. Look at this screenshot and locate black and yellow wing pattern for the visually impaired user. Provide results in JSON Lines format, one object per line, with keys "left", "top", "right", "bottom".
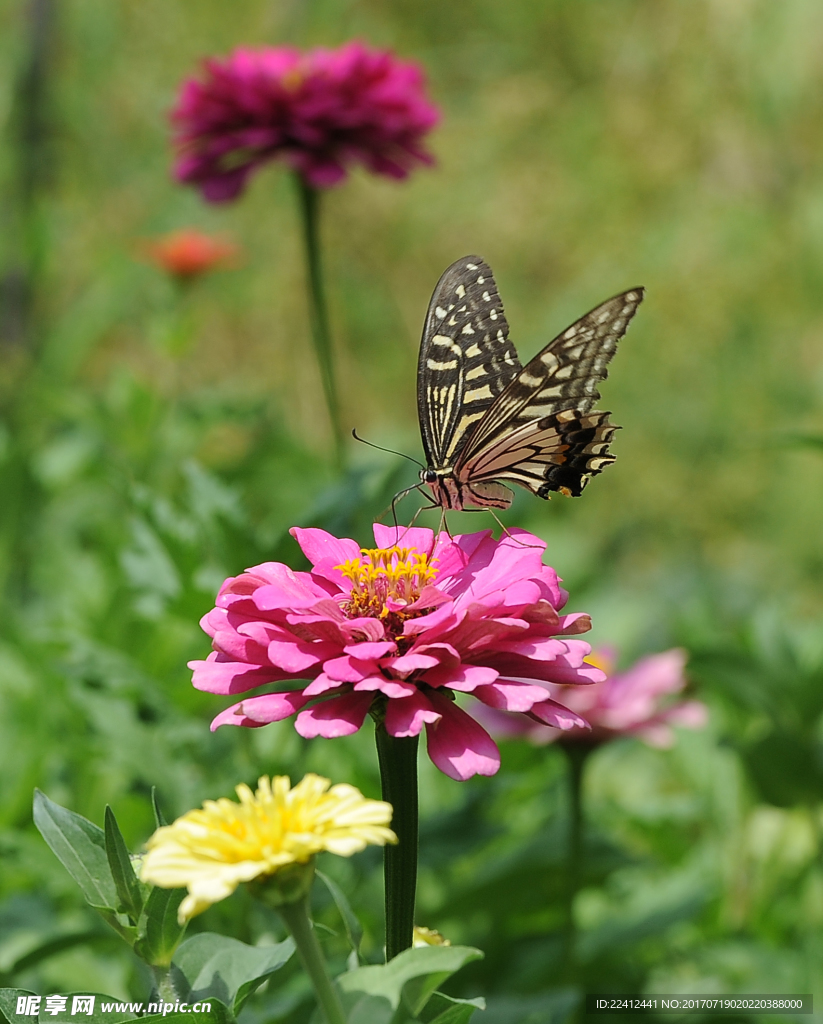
{"left": 417, "top": 256, "right": 643, "bottom": 510}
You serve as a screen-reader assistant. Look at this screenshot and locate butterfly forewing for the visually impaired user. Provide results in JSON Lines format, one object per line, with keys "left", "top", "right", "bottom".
{"left": 417, "top": 256, "right": 521, "bottom": 469}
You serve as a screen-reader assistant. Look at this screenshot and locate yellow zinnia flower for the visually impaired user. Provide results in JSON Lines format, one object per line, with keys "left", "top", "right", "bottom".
{"left": 140, "top": 773, "right": 396, "bottom": 923}
{"left": 413, "top": 925, "right": 450, "bottom": 947}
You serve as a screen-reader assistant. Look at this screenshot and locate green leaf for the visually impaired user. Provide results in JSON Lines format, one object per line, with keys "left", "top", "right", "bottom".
{"left": 339, "top": 993, "right": 394, "bottom": 1024}
{"left": 104, "top": 806, "right": 144, "bottom": 919}
{"left": 336, "top": 945, "right": 483, "bottom": 1017}
{"left": 418, "top": 992, "right": 485, "bottom": 1024}
{"left": 4, "top": 930, "right": 116, "bottom": 979}
{"left": 151, "top": 787, "right": 168, "bottom": 828}
{"left": 0, "top": 990, "right": 35, "bottom": 1024}
{"left": 0, "top": 990, "right": 142, "bottom": 1024}
{"left": 138, "top": 886, "right": 188, "bottom": 966}
{"left": 32, "top": 791, "right": 119, "bottom": 911}
{"left": 171, "top": 932, "right": 294, "bottom": 1016}
{"left": 316, "top": 869, "right": 363, "bottom": 962}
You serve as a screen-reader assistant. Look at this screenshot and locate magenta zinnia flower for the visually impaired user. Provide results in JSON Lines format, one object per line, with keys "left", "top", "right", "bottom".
{"left": 479, "top": 648, "right": 708, "bottom": 749}
{"left": 190, "top": 526, "right": 604, "bottom": 781}
{"left": 172, "top": 41, "right": 440, "bottom": 201}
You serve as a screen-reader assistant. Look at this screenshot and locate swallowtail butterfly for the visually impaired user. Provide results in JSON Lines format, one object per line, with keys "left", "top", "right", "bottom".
{"left": 417, "top": 256, "right": 643, "bottom": 511}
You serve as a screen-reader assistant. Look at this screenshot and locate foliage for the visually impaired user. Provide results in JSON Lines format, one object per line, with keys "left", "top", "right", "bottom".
{"left": 2, "top": 0, "right": 823, "bottom": 1022}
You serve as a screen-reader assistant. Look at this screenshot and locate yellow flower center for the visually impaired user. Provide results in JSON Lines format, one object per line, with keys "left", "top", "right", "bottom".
{"left": 280, "top": 67, "right": 305, "bottom": 92}
{"left": 584, "top": 650, "right": 614, "bottom": 676}
{"left": 336, "top": 546, "right": 439, "bottom": 621}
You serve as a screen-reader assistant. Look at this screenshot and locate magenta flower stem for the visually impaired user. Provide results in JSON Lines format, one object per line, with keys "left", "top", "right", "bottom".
{"left": 375, "top": 725, "right": 419, "bottom": 960}
{"left": 294, "top": 174, "right": 344, "bottom": 466}
{"left": 561, "top": 743, "right": 591, "bottom": 980}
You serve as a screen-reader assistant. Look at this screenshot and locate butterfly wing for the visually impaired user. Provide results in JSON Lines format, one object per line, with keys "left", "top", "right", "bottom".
{"left": 417, "top": 256, "right": 521, "bottom": 470}
{"left": 456, "top": 288, "right": 644, "bottom": 498}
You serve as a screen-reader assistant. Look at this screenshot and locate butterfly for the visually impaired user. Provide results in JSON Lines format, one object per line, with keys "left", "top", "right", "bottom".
{"left": 416, "top": 256, "right": 643, "bottom": 511}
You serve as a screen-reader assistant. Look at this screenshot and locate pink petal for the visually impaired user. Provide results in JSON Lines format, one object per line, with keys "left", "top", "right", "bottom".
{"left": 323, "top": 654, "right": 378, "bottom": 683}
{"left": 528, "top": 698, "right": 591, "bottom": 731}
{"left": 353, "top": 675, "right": 417, "bottom": 699}
{"left": 384, "top": 690, "right": 441, "bottom": 737}
{"left": 494, "top": 637, "right": 568, "bottom": 661}
{"left": 473, "top": 679, "right": 550, "bottom": 712}
{"left": 440, "top": 616, "right": 528, "bottom": 656}
{"left": 402, "top": 601, "right": 460, "bottom": 637}
{"left": 267, "top": 638, "right": 338, "bottom": 673}
{"left": 343, "top": 640, "right": 397, "bottom": 659}
{"left": 557, "top": 613, "right": 593, "bottom": 635}
{"left": 211, "top": 703, "right": 267, "bottom": 730}
{"left": 211, "top": 629, "right": 270, "bottom": 664}
{"left": 253, "top": 566, "right": 332, "bottom": 611}
{"left": 236, "top": 619, "right": 292, "bottom": 646}
{"left": 210, "top": 688, "right": 310, "bottom": 730}
{"left": 189, "top": 655, "right": 283, "bottom": 695}
{"left": 339, "top": 617, "right": 387, "bottom": 643}
{"left": 632, "top": 723, "right": 675, "bottom": 748}
{"left": 424, "top": 691, "right": 500, "bottom": 781}
{"left": 487, "top": 651, "right": 604, "bottom": 685}
{"left": 289, "top": 527, "right": 361, "bottom": 570}
{"left": 663, "top": 699, "right": 708, "bottom": 729}
{"left": 236, "top": 690, "right": 312, "bottom": 723}
{"left": 295, "top": 691, "right": 375, "bottom": 738}
{"left": 423, "top": 664, "right": 499, "bottom": 691}
{"left": 405, "top": 585, "right": 451, "bottom": 612}
{"left": 452, "top": 531, "right": 546, "bottom": 603}
{"left": 372, "top": 523, "right": 435, "bottom": 555}
{"left": 519, "top": 601, "right": 561, "bottom": 630}
{"left": 388, "top": 651, "right": 441, "bottom": 679}
{"left": 431, "top": 530, "right": 489, "bottom": 584}
{"left": 301, "top": 673, "right": 345, "bottom": 696}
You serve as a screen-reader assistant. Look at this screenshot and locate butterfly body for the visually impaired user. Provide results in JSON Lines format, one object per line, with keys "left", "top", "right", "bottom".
{"left": 416, "top": 256, "right": 643, "bottom": 511}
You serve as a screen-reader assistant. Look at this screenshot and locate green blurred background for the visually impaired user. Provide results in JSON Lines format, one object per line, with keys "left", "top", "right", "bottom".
{"left": 2, "top": 0, "right": 823, "bottom": 1021}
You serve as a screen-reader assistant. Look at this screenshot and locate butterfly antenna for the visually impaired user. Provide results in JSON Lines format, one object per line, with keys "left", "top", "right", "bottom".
{"left": 352, "top": 429, "right": 425, "bottom": 469}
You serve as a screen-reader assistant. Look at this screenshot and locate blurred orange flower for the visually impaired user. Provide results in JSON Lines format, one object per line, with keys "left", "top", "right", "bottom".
{"left": 141, "top": 228, "right": 239, "bottom": 280}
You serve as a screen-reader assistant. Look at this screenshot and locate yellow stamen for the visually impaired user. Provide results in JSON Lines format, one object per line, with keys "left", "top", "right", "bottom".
{"left": 584, "top": 650, "right": 614, "bottom": 676}
{"left": 335, "top": 546, "right": 438, "bottom": 620}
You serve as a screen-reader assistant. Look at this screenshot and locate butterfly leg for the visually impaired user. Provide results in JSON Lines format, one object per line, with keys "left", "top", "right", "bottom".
{"left": 377, "top": 483, "right": 428, "bottom": 526}
{"left": 456, "top": 506, "right": 543, "bottom": 549}
{"left": 487, "top": 507, "right": 542, "bottom": 548}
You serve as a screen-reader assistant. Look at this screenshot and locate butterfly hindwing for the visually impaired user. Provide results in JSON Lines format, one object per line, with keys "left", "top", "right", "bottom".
{"left": 417, "top": 256, "right": 521, "bottom": 469}
{"left": 455, "top": 288, "right": 644, "bottom": 500}
{"left": 462, "top": 409, "right": 619, "bottom": 499}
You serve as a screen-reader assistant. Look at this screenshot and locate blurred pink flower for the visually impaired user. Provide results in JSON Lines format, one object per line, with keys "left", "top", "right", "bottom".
{"left": 190, "top": 526, "right": 604, "bottom": 781}
{"left": 478, "top": 648, "right": 707, "bottom": 749}
{"left": 172, "top": 41, "right": 440, "bottom": 201}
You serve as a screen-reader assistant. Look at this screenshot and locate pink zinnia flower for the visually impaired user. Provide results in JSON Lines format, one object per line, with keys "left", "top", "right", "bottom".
{"left": 190, "top": 526, "right": 604, "bottom": 781}
{"left": 172, "top": 41, "right": 440, "bottom": 201}
{"left": 479, "top": 648, "right": 708, "bottom": 749}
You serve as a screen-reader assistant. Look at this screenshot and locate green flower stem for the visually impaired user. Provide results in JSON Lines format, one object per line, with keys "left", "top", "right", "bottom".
{"left": 151, "top": 965, "right": 182, "bottom": 1004}
{"left": 561, "top": 742, "right": 592, "bottom": 979}
{"left": 375, "top": 724, "right": 419, "bottom": 960}
{"left": 279, "top": 895, "right": 347, "bottom": 1024}
{"left": 294, "top": 173, "right": 344, "bottom": 467}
